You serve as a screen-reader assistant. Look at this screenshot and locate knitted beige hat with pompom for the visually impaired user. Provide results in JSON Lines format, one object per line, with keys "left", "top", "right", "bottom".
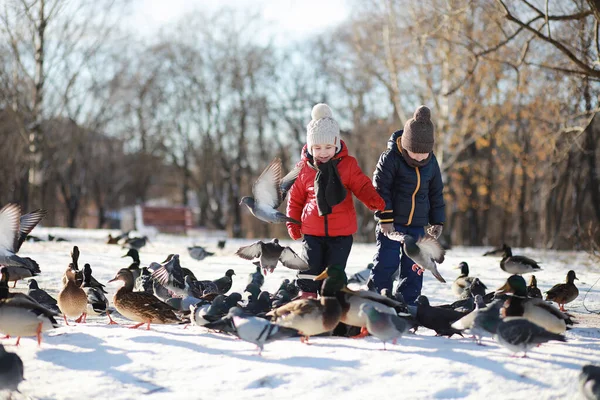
{"left": 306, "top": 103, "right": 341, "bottom": 153}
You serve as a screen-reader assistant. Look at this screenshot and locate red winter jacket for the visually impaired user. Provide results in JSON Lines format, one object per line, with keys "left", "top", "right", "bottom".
{"left": 286, "top": 141, "right": 385, "bottom": 238}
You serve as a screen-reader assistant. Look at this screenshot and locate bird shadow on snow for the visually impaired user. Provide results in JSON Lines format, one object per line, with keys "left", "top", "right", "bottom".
{"left": 37, "top": 332, "right": 168, "bottom": 394}
{"left": 130, "top": 335, "right": 356, "bottom": 370}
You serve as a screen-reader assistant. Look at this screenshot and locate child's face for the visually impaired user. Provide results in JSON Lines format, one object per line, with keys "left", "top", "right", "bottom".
{"left": 407, "top": 150, "right": 430, "bottom": 161}
{"left": 312, "top": 144, "right": 336, "bottom": 163}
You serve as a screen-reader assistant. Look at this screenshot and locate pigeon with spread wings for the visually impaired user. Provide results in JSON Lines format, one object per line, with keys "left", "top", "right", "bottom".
{"left": 236, "top": 238, "right": 308, "bottom": 274}
{"left": 386, "top": 232, "right": 446, "bottom": 283}
{"left": 240, "top": 158, "right": 301, "bottom": 224}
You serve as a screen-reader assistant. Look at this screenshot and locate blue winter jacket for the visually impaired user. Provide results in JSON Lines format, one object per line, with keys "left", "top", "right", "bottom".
{"left": 373, "top": 130, "right": 446, "bottom": 227}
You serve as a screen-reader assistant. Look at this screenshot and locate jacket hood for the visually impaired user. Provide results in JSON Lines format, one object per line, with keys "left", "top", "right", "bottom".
{"left": 301, "top": 140, "right": 349, "bottom": 162}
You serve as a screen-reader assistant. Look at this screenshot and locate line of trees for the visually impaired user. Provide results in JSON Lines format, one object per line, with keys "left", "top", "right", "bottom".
{"left": 0, "top": 0, "right": 598, "bottom": 248}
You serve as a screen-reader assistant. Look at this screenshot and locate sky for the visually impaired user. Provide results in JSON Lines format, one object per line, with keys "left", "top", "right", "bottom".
{"left": 128, "top": 0, "right": 350, "bottom": 44}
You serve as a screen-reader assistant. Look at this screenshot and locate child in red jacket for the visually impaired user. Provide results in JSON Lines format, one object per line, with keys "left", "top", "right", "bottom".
{"left": 287, "top": 103, "right": 385, "bottom": 297}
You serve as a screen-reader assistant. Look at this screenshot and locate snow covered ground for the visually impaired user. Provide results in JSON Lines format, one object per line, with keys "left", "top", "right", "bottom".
{"left": 4, "top": 227, "right": 600, "bottom": 400}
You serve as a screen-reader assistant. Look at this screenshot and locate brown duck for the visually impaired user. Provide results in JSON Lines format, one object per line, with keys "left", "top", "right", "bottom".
{"left": 545, "top": 270, "right": 579, "bottom": 311}
{"left": 108, "top": 268, "right": 181, "bottom": 330}
{"left": 57, "top": 267, "right": 88, "bottom": 324}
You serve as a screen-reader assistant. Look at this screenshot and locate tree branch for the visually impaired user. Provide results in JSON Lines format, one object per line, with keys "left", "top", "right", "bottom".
{"left": 496, "top": 0, "right": 600, "bottom": 78}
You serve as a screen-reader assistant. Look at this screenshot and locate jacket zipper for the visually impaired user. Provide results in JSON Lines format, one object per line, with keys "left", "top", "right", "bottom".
{"left": 406, "top": 167, "right": 421, "bottom": 225}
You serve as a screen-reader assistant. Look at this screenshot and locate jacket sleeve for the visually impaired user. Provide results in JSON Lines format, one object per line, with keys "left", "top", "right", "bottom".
{"left": 348, "top": 158, "right": 385, "bottom": 211}
{"left": 286, "top": 164, "right": 307, "bottom": 226}
{"left": 428, "top": 158, "right": 446, "bottom": 225}
{"left": 373, "top": 150, "right": 397, "bottom": 223}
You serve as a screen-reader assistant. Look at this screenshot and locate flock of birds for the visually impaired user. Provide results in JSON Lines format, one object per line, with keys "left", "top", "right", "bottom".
{"left": 0, "top": 152, "right": 598, "bottom": 399}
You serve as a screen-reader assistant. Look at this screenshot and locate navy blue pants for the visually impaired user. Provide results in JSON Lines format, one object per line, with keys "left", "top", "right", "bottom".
{"left": 296, "top": 234, "right": 353, "bottom": 294}
{"left": 370, "top": 224, "right": 425, "bottom": 305}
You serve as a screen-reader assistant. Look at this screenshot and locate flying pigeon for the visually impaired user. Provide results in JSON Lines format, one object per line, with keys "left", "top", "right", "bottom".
{"left": 235, "top": 238, "right": 308, "bottom": 274}
{"left": 239, "top": 158, "right": 301, "bottom": 224}
{"left": 0, "top": 204, "right": 44, "bottom": 273}
{"left": 386, "top": 232, "right": 446, "bottom": 283}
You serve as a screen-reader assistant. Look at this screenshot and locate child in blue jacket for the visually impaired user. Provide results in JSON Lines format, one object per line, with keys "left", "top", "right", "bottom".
{"left": 370, "top": 105, "right": 446, "bottom": 305}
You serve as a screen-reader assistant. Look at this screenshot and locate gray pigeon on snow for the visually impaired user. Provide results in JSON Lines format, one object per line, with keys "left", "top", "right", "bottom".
{"left": 386, "top": 232, "right": 446, "bottom": 283}
{"left": 359, "top": 303, "right": 411, "bottom": 350}
{"left": 236, "top": 238, "right": 308, "bottom": 274}
{"left": 188, "top": 246, "right": 214, "bottom": 261}
{"left": 239, "top": 158, "right": 301, "bottom": 224}
{"left": 0, "top": 343, "right": 24, "bottom": 394}
{"left": 229, "top": 308, "right": 299, "bottom": 355}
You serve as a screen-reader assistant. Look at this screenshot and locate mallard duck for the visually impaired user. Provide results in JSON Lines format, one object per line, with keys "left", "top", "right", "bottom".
{"left": 267, "top": 267, "right": 344, "bottom": 343}
{"left": 57, "top": 267, "right": 88, "bottom": 325}
{"left": 527, "top": 275, "right": 543, "bottom": 299}
{"left": 545, "top": 270, "right": 579, "bottom": 311}
{"left": 325, "top": 265, "right": 404, "bottom": 338}
{"left": 500, "top": 246, "right": 542, "bottom": 274}
{"left": 108, "top": 268, "right": 181, "bottom": 329}
{"left": 0, "top": 296, "right": 59, "bottom": 346}
{"left": 483, "top": 243, "right": 509, "bottom": 256}
{"left": 496, "top": 275, "right": 571, "bottom": 334}
{"left": 451, "top": 262, "right": 487, "bottom": 299}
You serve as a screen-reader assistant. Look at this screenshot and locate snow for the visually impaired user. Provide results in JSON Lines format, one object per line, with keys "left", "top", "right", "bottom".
{"left": 4, "top": 227, "right": 600, "bottom": 400}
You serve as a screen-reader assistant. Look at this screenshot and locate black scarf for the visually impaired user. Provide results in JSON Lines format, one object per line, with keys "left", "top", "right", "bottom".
{"left": 313, "top": 159, "right": 347, "bottom": 216}
{"left": 401, "top": 146, "right": 432, "bottom": 168}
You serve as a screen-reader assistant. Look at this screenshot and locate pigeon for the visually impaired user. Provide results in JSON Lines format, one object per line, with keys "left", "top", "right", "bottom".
{"left": 247, "top": 263, "right": 265, "bottom": 288}
{"left": 203, "top": 293, "right": 243, "bottom": 322}
{"left": 0, "top": 343, "right": 24, "bottom": 394}
{"left": 415, "top": 295, "right": 465, "bottom": 337}
{"left": 212, "top": 269, "right": 236, "bottom": 295}
{"left": 236, "top": 239, "right": 308, "bottom": 274}
{"left": 500, "top": 245, "right": 541, "bottom": 274}
{"left": 0, "top": 204, "right": 43, "bottom": 278}
{"left": 386, "top": 232, "right": 446, "bottom": 283}
{"left": 231, "top": 310, "right": 299, "bottom": 355}
{"left": 359, "top": 303, "right": 411, "bottom": 350}
{"left": 150, "top": 254, "right": 186, "bottom": 297}
{"left": 188, "top": 245, "right": 215, "bottom": 261}
{"left": 450, "top": 295, "right": 488, "bottom": 344}
{"left": 239, "top": 157, "right": 301, "bottom": 224}
{"left": 348, "top": 263, "right": 374, "bottom": 286}
{"left": 27, "top": 279, "right": 60, "bottom": 313}
{"left": 122, "top": 236, "right": 149, "bottom": 251}
{"left": 579, "top": 364, "right": 600, "bottom": 400}
{"left": 496, "top": 318, "right": 565, "bottom": 357}
{"left": 243, "top": 291, "right": 272, "bottom": 315}
{"left": 189, "top": 301, "right": 212, "bottom": 327}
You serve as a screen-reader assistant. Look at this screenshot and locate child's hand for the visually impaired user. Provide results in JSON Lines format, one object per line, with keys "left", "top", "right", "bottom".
{"left": 379, "top": 223, "right": 394, "bottom": 235}
{"left": 370, "top": 197, "right": 386, "bottom": 211}
{"left": 287, "top": 224, "right": 302, "bottom": 240}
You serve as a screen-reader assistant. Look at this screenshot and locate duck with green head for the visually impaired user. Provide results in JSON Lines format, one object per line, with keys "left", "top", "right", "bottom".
{"left": 496, "top": 274, "right": 571, "bottom": 334}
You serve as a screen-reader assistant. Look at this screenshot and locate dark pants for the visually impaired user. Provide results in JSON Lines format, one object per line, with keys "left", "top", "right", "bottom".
{"left": 370, "top": 224, "right": 425, "bottom": 305}
{"left": 296, "top": 234, "right": 353, "bottom": 294}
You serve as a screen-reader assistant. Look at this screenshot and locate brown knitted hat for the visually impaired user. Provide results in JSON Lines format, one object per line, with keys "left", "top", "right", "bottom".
{"left": 401, "top": 105, "right": 434, "bottom": 153}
